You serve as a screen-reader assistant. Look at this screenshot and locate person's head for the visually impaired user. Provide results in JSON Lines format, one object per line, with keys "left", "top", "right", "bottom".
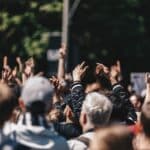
{"left": 90, "top": 125, "right": 134, "bottom": 150}
{"left": 0, "top": 83, "right": 16, "bottom": 127}
{"left": 140, "top": 102, "right": 150, "bottom": 137}
{"left": 80, "top": 92, "right": 112, "bottom": 132}
{"left": 85, "top": 77, "right": 112, "bottom": 93}
{"left": 20, "top": 76, "right": 54, "bottom": 116}
{"left": 8, "top": 82, "right": 21, "bottom": 107}
{"left": 95, "top": 73, "right": 112, "bottom": 91}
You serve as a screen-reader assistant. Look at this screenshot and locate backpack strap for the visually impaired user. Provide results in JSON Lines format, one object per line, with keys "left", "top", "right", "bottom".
{"left": 76, "top": 136, "right": 90, "bottom": 147}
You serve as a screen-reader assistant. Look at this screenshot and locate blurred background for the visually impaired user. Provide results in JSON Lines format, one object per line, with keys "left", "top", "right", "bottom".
{"left": 0, "top": 0, "right": 150, "bottom": 83}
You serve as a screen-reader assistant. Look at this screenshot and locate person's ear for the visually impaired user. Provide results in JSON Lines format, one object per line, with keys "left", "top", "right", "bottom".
{"left": 80, "top": 112, "right": 87, "bottom": 126}
{"left": 19, "top": 99, "right": 26, "bottom": 112}
{"left": 83, "top": 113, "right": 87, "bottom": 124}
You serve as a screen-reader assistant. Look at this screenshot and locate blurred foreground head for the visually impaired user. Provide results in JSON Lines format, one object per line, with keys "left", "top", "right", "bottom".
{"left": 0, "top": 83, "right": 15, "bottom": 127}
{"left": 140, "top": 102, "right": 150, "bottom": 137}
{"left": 21, "top": 76, "right": 54, "bottom": 115}
{"left": 80, "top": 92, "right": 112, "bottom": 132}
{"left": 90, "top": 125, "right": 133, "bottom": 150}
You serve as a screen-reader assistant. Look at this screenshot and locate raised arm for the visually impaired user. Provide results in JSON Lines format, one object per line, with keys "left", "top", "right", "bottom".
{"left": 110, "top": 60, "right": 122, "bottom": 85}
{"left": 57, "top": 44, "right": 66, "bottom": 80}
{"left": 1, "top": 56, "right": 12, "bottom": 83}
{"left": 143, "top": 73, "right": 150, "bottom": 104}
{"left": 110, "top": 63, "right": 137, "bottom": 124}
{"left": 3, "top": 56, "right": 8, "bottom": 68}
{"left": 22, "top": 57, "right": 35, "bottom": 84}
{"left": 16, "top": 57, "right": 23, "bottom": 73}
{"left": 70, "top": 62, "right": 88, "bottom": 120}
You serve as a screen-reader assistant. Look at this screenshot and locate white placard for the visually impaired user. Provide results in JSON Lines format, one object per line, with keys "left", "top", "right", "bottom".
{"left": 47, "top": 49, "right": 59, "bottom": 61}
{"left": 130, "top": 73, "right": 146, "bottom": 96}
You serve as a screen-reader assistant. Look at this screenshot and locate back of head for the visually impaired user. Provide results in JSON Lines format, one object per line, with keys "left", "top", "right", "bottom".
{"left": 8, "top": 82, "right": 21, "bottom": 107}
{"left": 82, "top": 92, "right": 112, "bottom": 126}
{"left": 96, "top": 73, "right": 112, "bottom": 91}
{"left": 0, "top": 83, "right": 15, "bottom": 127}
{"left": 90, "top": 125, "right": 134, "bottom": 150}
{"left": 21, "top": 76, "right": 54, "bottom": 115}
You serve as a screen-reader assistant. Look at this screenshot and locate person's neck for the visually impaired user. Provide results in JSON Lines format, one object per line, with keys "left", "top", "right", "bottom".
{"left": 18, "top": 112, "right": 49, "bottom": 128}
{"left": 99, "top": 88, "right": 111, "bottom": 95}
{"left": 82, "top": 122, "right": 95, "bottom": 133}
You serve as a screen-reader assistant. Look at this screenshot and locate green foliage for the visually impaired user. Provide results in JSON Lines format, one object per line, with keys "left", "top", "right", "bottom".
{"left": 1, "top": 0, "right": 150, "bottom": 66}
{"left": 39, "top": 2, "right": 62, "bottom": 12}
{"left": 0, "top": 0, "right": 62, "bottom": 59}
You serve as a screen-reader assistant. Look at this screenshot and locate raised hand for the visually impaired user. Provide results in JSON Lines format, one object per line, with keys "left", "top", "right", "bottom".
{"left": 145, "top": 73, "right": 150, "bottom": 84}
{"left": 16, "top": 57, "right": 23, "bottom": 73}
{"left": 116, "top": 60, "right": 121, "bottom": 74}
{"left": 96, "top": 63, "right": 109, "bottom": 75}
{"left": 16, "top": 57, "right": 21, "bottom": 64}
{"left": 143, "top": 73, "right": 150, "bottom": 105}
{"left": 49, "top": 76, "right": 60, "bottom": 90}
{"left": 110, "top": 61, "right": 120, "bottom": 77}
{"left": 57, "top": 44, "right": 67, "bottom": 80}
{"left": 1, "top": 56, "right": 12, "bottom": 83}
{"left": 72, "top": 62, "right": 89, "bottom": 81}
{"left": 3, "top": 56, "right": 8, "bottom": 68}
{"left": 59, "top": 43, "right": 66, "bottom": 59}
{"left": 110, "top": 60, "right": 122, "bottom": 84}
{"left": 23, "top": 58, "right": 35, "bottom": 77}
{"left": 12, "top": 67, "right": 17, "bottom": 78}
{"left": 1, "top": 65, "right": 11, "bottom": 82}
{"left": 25, "top": 57, "right": 35, "bottom": 68}
{"left": 22, "top": 58, "right": 35, "bottom": 84}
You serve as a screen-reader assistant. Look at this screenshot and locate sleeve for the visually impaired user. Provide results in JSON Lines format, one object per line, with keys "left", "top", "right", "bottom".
{"left": 112, "top": 84, "right": 137, "bottom": 124}
{"left": 69, "top": 81, "right": 85, "bottom": 121}
{"left": 54, "top": 123, "right": 82, "bottom": 140}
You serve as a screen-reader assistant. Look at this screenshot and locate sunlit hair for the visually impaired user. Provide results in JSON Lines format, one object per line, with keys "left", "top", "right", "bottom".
{"left": 82, "top": 92, "right": 112, "bottom": 126}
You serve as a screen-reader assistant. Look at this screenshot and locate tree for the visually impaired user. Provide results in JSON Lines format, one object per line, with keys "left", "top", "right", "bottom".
{"left": 0, "top": 0, "right": 62, "bottom": 62}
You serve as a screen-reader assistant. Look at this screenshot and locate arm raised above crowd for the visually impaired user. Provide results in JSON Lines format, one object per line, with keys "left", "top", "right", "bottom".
{"left": 70, "top": 62, "right": 88, "bottom": 121}
{"left": 72, "top": 62, "right": 88, "bottom": 82}
{"left": 57, "top": 44, "right": 66, "bottom": 80}
{"left": 110, "top": 60, "right": 122, "bottom": 85}
{"left": 144, "top": 73, "right": 150, "bottom": 103}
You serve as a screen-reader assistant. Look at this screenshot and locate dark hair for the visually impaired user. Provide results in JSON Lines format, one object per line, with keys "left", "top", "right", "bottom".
{"left": 27, "top": 101, "right": 46, "bottom": 116}
{"left": 82, "top": 63, "right": 112, "bottom": 90}
{"left": 8, "top": 82, "right": 21, "bottom": 107}
{"left": 96, "top": 73, "right": 112, "bottom": 91}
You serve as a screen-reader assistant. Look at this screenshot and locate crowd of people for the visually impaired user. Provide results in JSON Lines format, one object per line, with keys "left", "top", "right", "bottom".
{"left": 0, "top": 44, "right": 149, "bottom": 150}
